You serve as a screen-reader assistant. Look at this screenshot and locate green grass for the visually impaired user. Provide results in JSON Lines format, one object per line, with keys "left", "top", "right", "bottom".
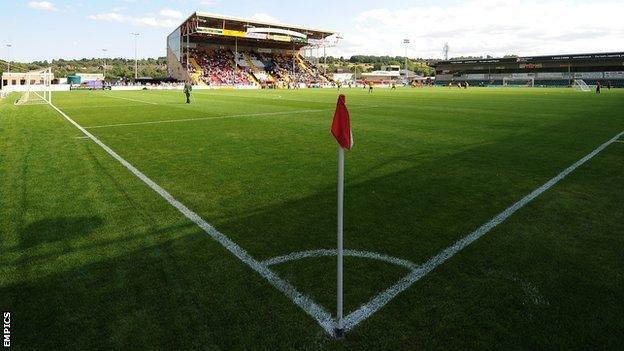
{"left": 1, "top": 87, "right": 623, "bottom": 350}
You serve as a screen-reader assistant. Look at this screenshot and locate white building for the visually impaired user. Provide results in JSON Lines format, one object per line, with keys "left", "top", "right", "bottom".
{"left": 1, "top": 70, "right": 55, "bottom": 90}
{"left": 359, "top": 65, "right": 401, "bottom": 83}
{"left": 76, "top": 73, "right": 104, "bottom": 82}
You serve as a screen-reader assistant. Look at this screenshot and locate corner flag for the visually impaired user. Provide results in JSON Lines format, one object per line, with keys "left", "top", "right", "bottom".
{"left": 330, "top": 94, "right": 352, "bottom": 338}
{"left": 331, "top": 95, "right": 353, "bottom": 150}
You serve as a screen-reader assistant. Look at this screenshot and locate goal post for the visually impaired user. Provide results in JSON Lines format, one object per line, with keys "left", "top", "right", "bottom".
{"left": 572, "top": 79, "right": 592, "bottom": 92}
{"left": 15, "top": 67, "right": 53, "bottom": 105}
{"left": 502, "top": 77, "right": 535, "bottom": 87}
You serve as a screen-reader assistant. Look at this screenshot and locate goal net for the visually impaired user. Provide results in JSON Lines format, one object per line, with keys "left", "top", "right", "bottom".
{"left": 502, "top": 77, "right": 535, "bottom": 87}
{"left": 15, "top": 67, "right": 53, "bottom": 105}
{"left": 572, "top": 79, "right": 591, "bottom": 92}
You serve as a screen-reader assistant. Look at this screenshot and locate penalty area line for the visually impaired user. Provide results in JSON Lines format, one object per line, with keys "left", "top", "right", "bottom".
{"left": 342, "top": 130, "right": 624, "bottom": 332}
{"left": 84, "top": 105, "right": 381, "bottom": 129}
{"left": 101, "top": 94, "right": 159, "bottom": 105}
{"left": 45, "top": 101, "right": 336, "bottom": 335}
{"left": 84, "top": 108, "right": 332, "bottom": 129}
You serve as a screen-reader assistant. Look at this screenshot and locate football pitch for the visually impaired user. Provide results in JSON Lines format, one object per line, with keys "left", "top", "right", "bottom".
{"left": 1, "top": 87, "right": 623, "bottom": 349}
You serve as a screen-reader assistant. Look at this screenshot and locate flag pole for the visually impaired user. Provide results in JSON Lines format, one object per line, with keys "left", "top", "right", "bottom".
{"left": 336, "top": 146, "right": 345, "bottom": 338}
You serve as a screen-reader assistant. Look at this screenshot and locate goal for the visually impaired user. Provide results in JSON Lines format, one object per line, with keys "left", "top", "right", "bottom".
{"left": 572, "top": 79, "right": 592, "bottom": 92}
{"left": 15, "top": 67, "right": 53, "bottom": 105}
{"left": 502, "top": 77, "right": 535, "bottom": 87}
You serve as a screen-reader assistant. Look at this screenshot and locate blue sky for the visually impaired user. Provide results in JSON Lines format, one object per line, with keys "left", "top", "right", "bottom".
{"left": 1, "top": 0, "right": 623, "bottom": 62}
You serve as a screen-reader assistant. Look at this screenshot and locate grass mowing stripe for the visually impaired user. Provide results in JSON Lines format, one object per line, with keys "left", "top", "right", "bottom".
{"left": 45, "top": 101, "right": 337, "bottom": 336}
{"left": 342, "top": 129, "right": 624, "bottom": 332}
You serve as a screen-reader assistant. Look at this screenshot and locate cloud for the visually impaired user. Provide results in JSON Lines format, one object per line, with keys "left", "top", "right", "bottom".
{"left": 159, "top": 8, "right": 183, "bottom": 19}
{"left": 342, "top": 0, "right": 624, "bottom": 59}
{"left": 27, "top": 1, "right": 57, "bottom": 11}
{"left": 88, "top": 12, "right": 178, "bottom": 28}
{"left": 250, "top": 13, "right": 279, "bottom": 23}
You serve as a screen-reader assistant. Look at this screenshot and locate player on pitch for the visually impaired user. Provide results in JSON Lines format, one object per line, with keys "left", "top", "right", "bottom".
{"left": 184, "top": 81, "right": 193, "bottom": 104}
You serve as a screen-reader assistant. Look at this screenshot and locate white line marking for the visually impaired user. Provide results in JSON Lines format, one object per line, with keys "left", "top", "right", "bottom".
{"left": 615, "top": 140, "right": 624, "bottom": 143}
{"left": 62, "top": 104, "right": 154, "bottom": 110}
{"left": 102, "top": 94, "right": 159, "bottom": 105}
{"left": 341, "top": 130, "right": 624, "bottom": 332}
{"left": 262, "top": 249, "right": 419, "bottom": 270}
{"left": 158, "top": 89, "right": 383, "bottom": 108}
{"left": 46, "top": 101, "right": 336, "bottom": 335}
{"left": 84, "top": 108, "right": 330, "bottom": 129}
{"left": 84, "top": 105, "right": 380, "bottom": 129}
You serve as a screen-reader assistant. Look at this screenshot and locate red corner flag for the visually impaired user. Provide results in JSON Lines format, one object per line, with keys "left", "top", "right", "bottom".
{"left": 331, "top": 94, "right": 353, "bottom": 150}
{"left": 331, "top": 94, "right": 352, "bottom": 336}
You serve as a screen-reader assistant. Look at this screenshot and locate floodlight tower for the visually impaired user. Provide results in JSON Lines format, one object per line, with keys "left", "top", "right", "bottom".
{"left": 6, "top": 44, "right": 12, "bottom": 72}
{"left": 443, "top": 42, "right": 449, "bottom": 61}
{"left": 102, "top": 48, "right": 108, "bottom": 77}
{"left": 323, "top": 41, "right": 327, "bottom": 75}
{"left": 353, "top": 65, "right": 360, "bottom": 83}
{"left": 403, "top": 39, "right": 410, "bottom": 82}
{"left": 322, "top": 34, "right": 343, "bottom": 76}
{"left": 131, "top": 32, "right": 140, "bottom": 79}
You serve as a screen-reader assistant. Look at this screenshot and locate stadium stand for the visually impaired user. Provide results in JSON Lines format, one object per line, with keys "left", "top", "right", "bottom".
{"left": 433, "top": 52, "right": 624, "bottom": 87}
{"left": 186, "top": 48, "right": 329, "bottom": 87}
{"left": 167, "top": 13, "right": 335, "bottom": 88}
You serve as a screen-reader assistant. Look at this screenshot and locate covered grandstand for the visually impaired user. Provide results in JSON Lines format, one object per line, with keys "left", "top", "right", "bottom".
{"left": 433, "top": 52, "right": 624, "bottom": 87}
{"left": 167, "top": 12, "right": 337, "bottom": 88}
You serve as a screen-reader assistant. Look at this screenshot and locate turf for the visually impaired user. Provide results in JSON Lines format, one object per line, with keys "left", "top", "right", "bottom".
{"left": 1, "top": 87, "right": 623, "bottom": 350}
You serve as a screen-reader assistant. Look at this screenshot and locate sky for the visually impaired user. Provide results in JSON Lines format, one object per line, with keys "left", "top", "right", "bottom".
{"left": 1, "top": 0, "right": 623, "bottom": 62}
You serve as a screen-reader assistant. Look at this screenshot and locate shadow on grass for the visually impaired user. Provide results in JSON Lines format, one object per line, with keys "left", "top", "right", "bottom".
{"left": 3, "top": 222, "right": 198, "bottom": 272}
{"left": 19, "top": 216, "right": 104, "bottom": 249}
{"left": 2, "top": 230, "right": 335, "bottom": 350}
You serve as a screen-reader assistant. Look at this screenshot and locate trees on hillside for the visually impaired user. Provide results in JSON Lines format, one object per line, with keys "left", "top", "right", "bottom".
{"left": 318, "top": 55, "right": 435, "bottom": 76}
{"left": 0, "top": 57, "right": 169, "bottom": 80}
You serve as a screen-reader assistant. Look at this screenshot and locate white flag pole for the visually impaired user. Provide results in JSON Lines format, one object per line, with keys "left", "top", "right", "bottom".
{"left": 336, "top": 146, "right": 345, "bottom": 338}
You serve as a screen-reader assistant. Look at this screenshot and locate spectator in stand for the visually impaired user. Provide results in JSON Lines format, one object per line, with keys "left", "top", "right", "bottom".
{"left": 185, "top": 48, "right": 327, "bottom": 88}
